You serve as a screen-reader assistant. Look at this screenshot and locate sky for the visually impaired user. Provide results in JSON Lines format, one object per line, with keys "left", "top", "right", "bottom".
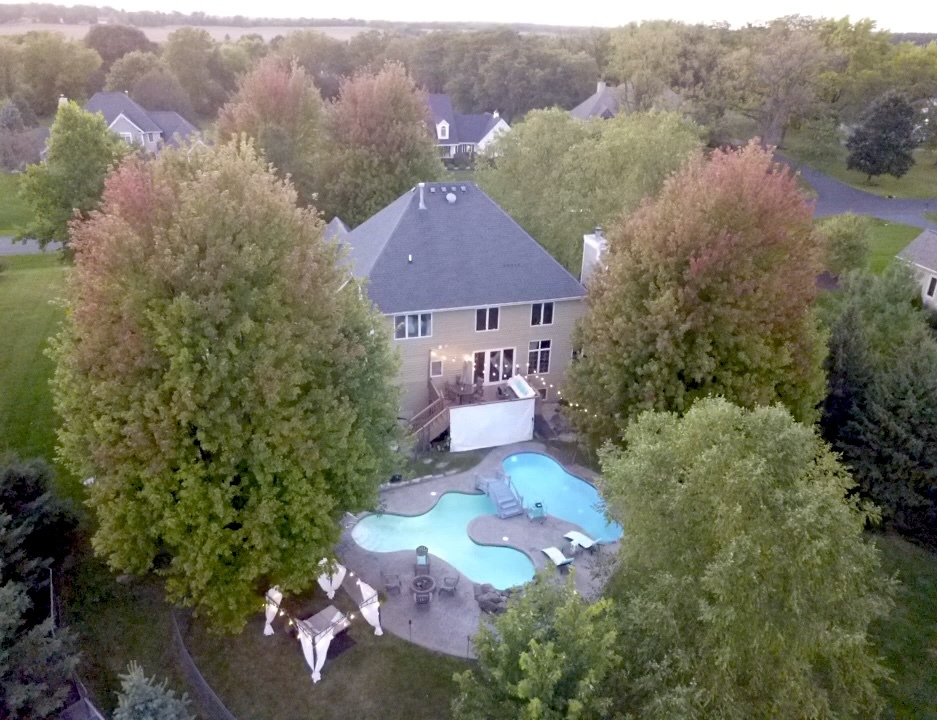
{"left": 98, "top": 0, "right": 930, "bottom": 33}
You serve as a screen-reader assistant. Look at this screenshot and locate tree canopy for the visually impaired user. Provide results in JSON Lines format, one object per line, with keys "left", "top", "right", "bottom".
{"left": 817, "top": 212, "right": 871, "bottom": 276}
{"left": 316, "top": 63, "right": 443, "bottom": 226}
{"left": 600, "top": 399, "right": 895, "bottom": 719}
{"left": 113, "top": 663, "right": 193, "bottom": 720}
{"left": 846, "top": 91, "right": 917, "bottom": 182}
{"left": 16, "top": 100, "right": 127, "bottom": 248}
{"left": 51, "top": 142, "right": 401, "bottom": 631}
{"left": 478, "top": 108, "right": 703, "bottom": 272}
{"left": 452, "top": 574, "right": 623, "bottom": 720}
{"left": 567, "top": 142, "right": 826, "bottom": 448}
{"left": 15, "top": 32, "right": 102, "bottom": 116}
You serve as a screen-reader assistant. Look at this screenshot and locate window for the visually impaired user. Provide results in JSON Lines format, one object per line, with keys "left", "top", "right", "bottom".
{"left": 928, "top": 277, "right": 937, "bottom": 297}
{"left": 474, "top": 348, "right": 514, "bottom": 383}
{"left": 531, "top": 302, "right": 554, "bottom": 326}
{"left": 430, "top": 359, "right": 443, "bottom": 377}
{"left": 476, "top": 307, "right": 499, "bottom": 332}
{"left": 528, "top": 340, "right": 551, "bottom": 374}
{"left": 537, "top": 388, "right": 548, "bottom": 400}
{"left": 437, "top": 121, "right": 449, "bottom": 140}
{"left": 394, "top": 313, "right": 432, "bottom": 339}
{"left": 119, "top": 132, "right": 133, "bottom": 143}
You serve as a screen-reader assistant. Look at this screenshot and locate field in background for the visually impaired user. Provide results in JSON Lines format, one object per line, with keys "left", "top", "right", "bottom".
{"left": 0, "top": 22, "right": 370, "bottom": 41}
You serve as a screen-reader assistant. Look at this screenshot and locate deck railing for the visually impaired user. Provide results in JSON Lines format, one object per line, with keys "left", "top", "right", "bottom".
{"left": 407, "top": 379, "right": 449, "bottom": 451}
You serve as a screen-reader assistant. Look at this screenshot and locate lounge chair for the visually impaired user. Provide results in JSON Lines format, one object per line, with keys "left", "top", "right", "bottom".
{"left": 564, "top": 531, "right": 599, "bottom": 554}
{"left": 439, "top": 575, "right": 460, "bottom": 596}
{"left": 381, "top": 570, "right": 401, "bottom": 595}
{"left": 541, "top": 546, "right": 574, "bottom": 572}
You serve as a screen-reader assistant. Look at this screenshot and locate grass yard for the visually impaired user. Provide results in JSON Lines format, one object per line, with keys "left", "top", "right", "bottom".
{"left": 0, "top": 254, "right": 65, "bottom": 465}
{"left": 926, "top": 211, "right": 937, "bottom": 224}
{"left": 399, "top": 448, "right": 485, "bottom": 480}
{"left": 867, "top": 219, "right": 922, "bottom": 274}
{"left": 873, "top": 534, "right": 937, "bottom": 719}
{"left": 783, "top": 130, "right": 937, "bottom": 199}
{"left": 0, "top": 173, "right": 32, "bottom": 235}
{"left": 184, "top": 590, "right": 465, "bottom": 720}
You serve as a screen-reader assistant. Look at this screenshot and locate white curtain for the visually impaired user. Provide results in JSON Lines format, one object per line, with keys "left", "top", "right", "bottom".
{"left": 356, "top": 579, "right": 383, "bottom": 636}
{"left": 312, "top": 627, "right": 335, "bottom": 683}
{"left": 298, "top": 626, "right": 317, "bottom": 680}
{"left": 263, "top": 586, "right": 283, "bottom": 636}
{"left": 450, "top": 398, "right": 535, "bottom": 452}
{"left": 316, "top": 558, "right": 346, "bottom": 600}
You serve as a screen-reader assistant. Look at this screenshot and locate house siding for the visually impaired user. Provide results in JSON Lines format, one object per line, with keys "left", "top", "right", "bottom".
{"left": 908, "top": 262, "right": 937, "bottom": 308}
{"left": 109, "top": 115, "right": 160, "bottom": 153}
{"left": 388, "top": 299, "right": 584, "bottom": 417}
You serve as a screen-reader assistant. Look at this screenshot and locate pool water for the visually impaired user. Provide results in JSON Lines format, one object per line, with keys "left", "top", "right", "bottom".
{"left": 504, "top": 453, "right": 623, "bottom": 542}
{"left": 351, "top": 453, "right": 622, "bottom": 590}
{"left": 351, "top": 492, "right": 535, "bottom": 589}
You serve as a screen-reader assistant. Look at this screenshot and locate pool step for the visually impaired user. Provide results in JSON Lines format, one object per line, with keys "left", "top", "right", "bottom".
{"left": 486, "top": 478, "right": 524, "bottom": 519}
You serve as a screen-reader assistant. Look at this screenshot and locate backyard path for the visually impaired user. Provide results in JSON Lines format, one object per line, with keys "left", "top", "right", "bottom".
{"left": 0, "top": 236, "right": 62, "bottom": 254}
{"left": 783, "top": 162, "right": 937, "bottom": 229}
{"left": 337, "top": 441, "right": 616, "bottom": 658}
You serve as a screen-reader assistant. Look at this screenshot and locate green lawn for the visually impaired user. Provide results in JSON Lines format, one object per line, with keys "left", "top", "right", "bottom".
{"left": 926, "top": 211, "right": 937, "bottom": 224}
{"left": 0, "top": 173, "right": 32, "bottom": 235}
{"left": 873, "top": 534, "right": 937, "bottom": 720}
{"left": 783, "top": 131, "right": 937, "bottom": 199}
{"left": 867, "top": 218, "right": 922, "bottom": 274}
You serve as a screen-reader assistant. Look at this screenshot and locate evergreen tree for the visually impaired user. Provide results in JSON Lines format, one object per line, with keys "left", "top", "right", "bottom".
{"left": 113, "top": 663, "right": 193, "bottom": 720}
{"left": 846, "top": 92, "right": 916, "bottom": 182}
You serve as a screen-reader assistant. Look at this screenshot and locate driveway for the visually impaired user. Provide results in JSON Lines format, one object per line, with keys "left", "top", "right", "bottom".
{"left": 0, "top": 236, "right": 62, "bottom": 255}
{"left": 783, "top": 161, "right": 937, "bottom": 230}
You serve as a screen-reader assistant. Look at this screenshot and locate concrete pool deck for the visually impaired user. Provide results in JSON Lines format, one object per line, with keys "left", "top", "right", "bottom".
{"left": 336, "top": 441, "right": 619, "bottom": 658}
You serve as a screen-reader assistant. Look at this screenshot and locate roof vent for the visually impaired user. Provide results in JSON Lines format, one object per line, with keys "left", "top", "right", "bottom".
{"left": 440, "top": 186, "right": 446, "bottom": 192}
{"left": 460, "top": 185, "right": 466, "bottom": 192}
{"left": 430, "top": 187, "right": 436, "bottom": 193}
{"left": 446, "top": 192, "right": 457, "bottom": 204}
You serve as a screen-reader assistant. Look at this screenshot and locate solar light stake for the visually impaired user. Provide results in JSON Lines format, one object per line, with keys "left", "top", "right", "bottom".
{"left": 409, "top": 618, "right": 412, "bottom": 643}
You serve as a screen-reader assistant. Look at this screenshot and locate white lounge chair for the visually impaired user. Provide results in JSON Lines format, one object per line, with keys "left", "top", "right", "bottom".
{"left": 564, "top": 531, "right": 599, "bottom": 554}
{"left": 541, "top": 546, "right": 574, "bottom": 571}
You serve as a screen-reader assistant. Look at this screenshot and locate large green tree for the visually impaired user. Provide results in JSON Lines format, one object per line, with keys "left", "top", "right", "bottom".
{"left": 601, "top": 399, "right": 895, "bottom": 719}
{"left": 846, "top": 91, "right": 917, "bottom": 182}
{"left": 113, "top": 663, "right": 193, "bottom": 720}
{"left": 821, "top": 267, "right": 937, "bottom": 546}
{"left": 104, "top": 50, "right": 164, "bottom": 92}
{"left": 452, "top": 574, "right": 623, "bottom": 720}
{"left": 16, "top": 101, "right": 127, "bottom": 249}
{"left": 317, "top": 62, "right": 443, "bottom": 226}
{"left": 817, "top": 212, "right": 871, "bottom": 276}
{"left": 218, "top": 56, "right": 324, "bottom": 205}
{"left": 478, "top": 108, "right": 703, "bottom": 272}
{"left": 17, "top": 32, "right": 102, "bottom": 116}
{"left": 51, "top": 143, "right": 401, "bottom": 631}
{"left": 84, "top": 25, "right": 155, "bottom": 73}
{"left": 163, "top": 27, "right": 219, "bottom": 115}
{"left": 567, "top": 142, "right": 826, "bottom": 448}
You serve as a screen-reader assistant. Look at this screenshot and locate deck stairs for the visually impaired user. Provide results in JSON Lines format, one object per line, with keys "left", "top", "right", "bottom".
{"left": 476, "top": 471, "right": 524, "bottom": 519}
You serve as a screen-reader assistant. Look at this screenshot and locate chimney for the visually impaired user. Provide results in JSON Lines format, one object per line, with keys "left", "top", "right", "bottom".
{"left": 596, "top": 80, "right": 606, "bottom": 94}
{"left": 58, "top": 94, "right": 67, "bottom": 108}
{"left": 418, "top": 182, "right": 426, "bottom": 210}
{"left": 493, "top": 110, "right": 499, "bottom": 119}
{"left": 580, "top": 226, "right": 607, "bottom": 287}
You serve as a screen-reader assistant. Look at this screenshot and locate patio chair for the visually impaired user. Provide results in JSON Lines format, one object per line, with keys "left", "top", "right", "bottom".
{"left": 564, "top": 531, "right": 599, "bottom": 555}
{"left": 439, "top": 574, "right": 461, "bottom": 597}
{"left": 541, "top": 546, "right": 574, "bottom": 572}
{"left": 414, "top": 545, "right": 431, "bottom": 576}
{"left": 381, "top": 570, "right": 401, "bottom": 595}
{"left": 527, "top": 502, "right": 546, "bottom": 524}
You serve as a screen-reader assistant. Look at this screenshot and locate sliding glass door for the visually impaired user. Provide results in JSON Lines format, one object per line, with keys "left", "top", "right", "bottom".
{"left": 473, "top": 348, "right": 514, "bottom": 384}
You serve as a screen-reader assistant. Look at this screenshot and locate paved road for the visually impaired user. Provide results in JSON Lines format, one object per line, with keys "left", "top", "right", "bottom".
{"left": 784, "top": 161, "right": 937, "bottom": 230}
{"left": 0, "top": 236, "right": 62, "bottom": 255}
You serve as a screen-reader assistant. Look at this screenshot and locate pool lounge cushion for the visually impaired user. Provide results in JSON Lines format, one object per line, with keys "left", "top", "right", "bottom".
{"left": 541, "top": 546, "right": 574, "bottom": 568}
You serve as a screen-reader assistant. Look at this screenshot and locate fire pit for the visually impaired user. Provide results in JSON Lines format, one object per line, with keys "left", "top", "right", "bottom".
{"left": 411, "top": 574, "right": 436, "bottom": 604}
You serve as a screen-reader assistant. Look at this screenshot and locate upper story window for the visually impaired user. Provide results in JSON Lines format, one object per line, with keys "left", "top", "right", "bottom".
{"left": 531, "top": 302, "right": 554, "bottom": 326}
{"left": 528, "top": 339, "right": 551, "bottom": 374}
{"left": 928, "top": 277, "right": 936, "bottom": 297}
{"left": 437, "top": 121, "right": 449, "bottom": 140}
{"left": 476, "top": 307, "right": 499, "bottom": 332}
{"left": 394, "top": 313, "right": 432, "bottom": 339}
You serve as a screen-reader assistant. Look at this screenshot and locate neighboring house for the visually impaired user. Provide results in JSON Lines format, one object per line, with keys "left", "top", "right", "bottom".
{"left": 897, "top": 228, "right": 937, "bottom": 308}
{"left": 570, "top": 80, "right": 682, "bottom": 120}
{"left": 427, "top": 93, "right": 510, "bottom": 161}
{"left": 342, "top": 181, "right": 586, "bottom": 432}
{"left": 324, "top": 216, "right": 349, "bottom": 241}
{"left": 82, "top": 92, "right": 198, "bottom": 152}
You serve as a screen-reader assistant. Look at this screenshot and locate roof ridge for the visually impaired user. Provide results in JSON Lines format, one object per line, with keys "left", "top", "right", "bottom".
{"left": 358, "top": 190, "right": 415, "bottom": 276}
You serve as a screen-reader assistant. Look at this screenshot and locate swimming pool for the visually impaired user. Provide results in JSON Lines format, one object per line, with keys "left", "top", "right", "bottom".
{"left": 351, "top": 492, "right": 536, "bottom": 589}
{"left": 504, "top": 453, "right": 623, "bottom": 542}
{"left": 351, "top": 452, "right": 622, "bottom": 589}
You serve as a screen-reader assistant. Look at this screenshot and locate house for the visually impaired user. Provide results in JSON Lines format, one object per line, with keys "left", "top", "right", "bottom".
{"left": 323, "top": 216, "right": 349, "bottom": 241}
{"left": 897, "top": 228, "right": 937, "bottom": 308}
{"left": 342, "top": 181, "right": 586, "bottom": 450}
{"left": 570, "top": 80, "right": 682, "bottom": 120}
{"left": 427, "top": 93, "right": 510, "bottom": 161}
{"left": 82, "top": 92, "right": 198, "bottom": 153}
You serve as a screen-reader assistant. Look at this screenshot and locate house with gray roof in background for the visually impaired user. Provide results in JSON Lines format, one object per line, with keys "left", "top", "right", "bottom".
{"left": 82, "top": 92, "right": 198, "bottom": 153}
{"left": 897, "top": 228, "right": 937, "bottom": 308}
{"left": 427, "top": 93, "right": 510, "bottom": 162}
{"left": 571, "top": 80, "right": 683, "bottom": 120}
{"left": 342, "top": 181, "right": 585, "bottom": 448}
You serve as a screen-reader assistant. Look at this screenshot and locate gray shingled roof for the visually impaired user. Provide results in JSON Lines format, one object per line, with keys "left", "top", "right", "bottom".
{"left": 324, "top": 216, "right": 349, "bottom": 242}
{"left": 84, "top": 92, "right": 162, "bottom": 133}
{"left": 897, "top": 229, "right": 937, "bottom": 272}
{"left": 149, "top": 111, "right": 198, "bottom": 145}
{"left": 427, "top": 93, "right": 457, "bottom": 140}
{"left": 344, "top": 182, "right": 585, "bottom": 314}
{"left": 455, "top": 113, "right": 501, "bottom": 143}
